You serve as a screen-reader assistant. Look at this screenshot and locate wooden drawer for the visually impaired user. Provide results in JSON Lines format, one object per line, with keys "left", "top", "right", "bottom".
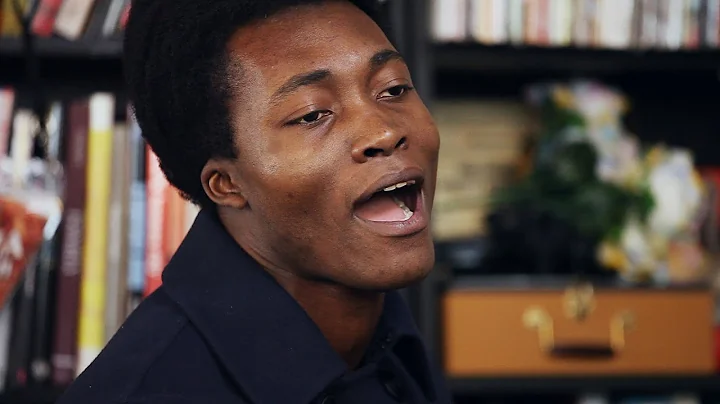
{"left": 443, "top": 284, "right": 715, "bottom": 376}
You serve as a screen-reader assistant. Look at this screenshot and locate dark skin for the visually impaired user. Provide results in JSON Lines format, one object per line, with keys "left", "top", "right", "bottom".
{"left": 200, "top": 1, "right": 440, "bottom": 368}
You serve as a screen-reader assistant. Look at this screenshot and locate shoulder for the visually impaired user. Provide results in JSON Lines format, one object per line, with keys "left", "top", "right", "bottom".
{"left": 56, "top": 288, "right": 248, "bottom": 404}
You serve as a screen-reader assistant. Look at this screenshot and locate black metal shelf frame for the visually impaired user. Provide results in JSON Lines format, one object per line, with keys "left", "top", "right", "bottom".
{"left": 433, "top": 43, "right": 720, "bottom": 73}
{"left": 0, "top": 38, "right": 122, "bottom": 58}
{"left": 450, "top": 375, "right": 720, "bottom": 395}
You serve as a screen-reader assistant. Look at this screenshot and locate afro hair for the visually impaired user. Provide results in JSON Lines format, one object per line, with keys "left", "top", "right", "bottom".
{"left": 123, "top": 0, "right": 384, "bottom": 207}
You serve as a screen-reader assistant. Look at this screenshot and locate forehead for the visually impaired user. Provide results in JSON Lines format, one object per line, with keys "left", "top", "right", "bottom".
{"left": 226, "top": 2, "right": 393, "bottom": 88}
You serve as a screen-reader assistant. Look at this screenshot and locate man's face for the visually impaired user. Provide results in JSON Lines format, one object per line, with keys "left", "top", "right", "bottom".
{"left": 222, "top": 1, "right": 440, "bottom": 290}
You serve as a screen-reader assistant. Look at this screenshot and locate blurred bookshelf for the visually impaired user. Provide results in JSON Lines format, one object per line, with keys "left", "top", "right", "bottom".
{"left": 416, "top": 0, "right": 720, "bottom": 403}
{"left": 1, "top": 1, "right": 134, "bottom": 403}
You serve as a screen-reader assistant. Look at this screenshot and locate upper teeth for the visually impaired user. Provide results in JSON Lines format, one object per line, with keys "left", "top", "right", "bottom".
{"left": 383, "top": 180, "right": 415, "bottom": 192}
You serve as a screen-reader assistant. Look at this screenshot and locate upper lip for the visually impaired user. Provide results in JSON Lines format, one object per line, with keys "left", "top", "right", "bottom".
{"left": 353, "top": 167, "right": 425, "bottom": 207}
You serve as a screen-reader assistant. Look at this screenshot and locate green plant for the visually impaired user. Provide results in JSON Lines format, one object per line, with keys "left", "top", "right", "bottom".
{"left": 489, "top": 94, "right": 654, "bottom": 243}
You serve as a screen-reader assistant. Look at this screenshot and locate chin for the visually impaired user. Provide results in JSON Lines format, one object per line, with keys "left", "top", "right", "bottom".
{"left": 348, "top": 241, "right": 436, "bottom": 292}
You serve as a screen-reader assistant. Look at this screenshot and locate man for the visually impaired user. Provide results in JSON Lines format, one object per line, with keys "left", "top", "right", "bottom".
{"left": 58, "top": 0, "right": 450, "bottom": 403}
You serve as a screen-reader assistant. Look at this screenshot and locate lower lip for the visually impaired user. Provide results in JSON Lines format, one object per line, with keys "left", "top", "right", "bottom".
{"left": 353, "top": 190, "right": 429, "bottom": 237}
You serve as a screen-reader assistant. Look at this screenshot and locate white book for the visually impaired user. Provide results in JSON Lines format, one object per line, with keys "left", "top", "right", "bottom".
{"left": 0, "top": 89, "right": 15, "bottom": 158}
{"left": 490, "top": 0, "right": 508, "bottom": 44}
{"left": 664, "top": 0, "right": 685, "bottom": 48}
{"left": 550, "top": 0, "right": 574, "bottom": 46}
{"left": 431, "top": 0, "right": 468, "bottom": 42}
{"left": 184, "top": 202, "right": 200, "bottom": 235}
{"left": 54, "top": 0, "right": 96, "bottom": 40}
{"left": 469, "top": 0, "right": 487, "bottom": 43}
{"left": 507, "top": 0, "right": 525, "bottom": 44}
{"left": 598, "top": 0, "right": 635, "bottom": 48}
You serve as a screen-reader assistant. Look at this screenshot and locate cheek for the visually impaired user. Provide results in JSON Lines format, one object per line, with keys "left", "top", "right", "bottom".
{"left": 412, "top": 109, "right": 440, "bottom": 163}
{"left": 241, "top": 149, "right": 345, "bottom": 221}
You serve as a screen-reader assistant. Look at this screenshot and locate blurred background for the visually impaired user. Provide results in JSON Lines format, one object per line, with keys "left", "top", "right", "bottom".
{"left": 1, "top": 0, "right": 720, "bottom": 403}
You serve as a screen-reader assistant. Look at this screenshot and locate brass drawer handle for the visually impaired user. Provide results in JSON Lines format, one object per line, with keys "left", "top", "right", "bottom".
{"left": 523, "top": 307, "right": 634, "bottom": 359}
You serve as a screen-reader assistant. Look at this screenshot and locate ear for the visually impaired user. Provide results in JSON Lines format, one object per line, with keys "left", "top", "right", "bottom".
{"left": 200, "top": 159, "right": 248, "bottom": 209}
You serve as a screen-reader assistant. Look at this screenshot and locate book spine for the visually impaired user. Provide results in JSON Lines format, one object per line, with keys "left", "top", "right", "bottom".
{"left": 0, "top": 304, "right": 14, "bottom": 391}
{"left": 431, "top": 0, "right": 468, "bottom": 42}
{"left": 101, "top": 0, "right": 125, "bottom": 36}
{"left": 28, "top": 236, "right": 58, "bottom": 386}
{"left": 507, "top": 0, "right": 525, "bottom": 45}
{"left": 706, "top": 0, "right": 720, "bottom": 47}
{"left": 118, "top": 0, "right": 130, "bottom": 29}
{"left": 51, "top": 99, "right": 89, "bottom": 386}
{"left": 0, "top": 88, "right": 14, "bottom": 158}
{"left": 126, "top": 112, "right": 146, "bottom": 309}
{"left": 82, "top": 0, "right": 111, "bottom": 41}
{"left": 117, "top": 115, "right": 132, "bottom": 320}
{"left": 28, "top": 103, "right": 64, "bottom": 386}
{"left": 0, "top": 0, "right": 26, "bottom": 37}
{"left": 76, "top": 93, "right": 114, "bottom": 376}
{"left": 30, "top": 0, "right": 63, "bottom": 37}
{"left": 144, "top": 148, "right": 167, "bottom": 297}
{"left": 6, "top": 256, "right": 37, "bottom": 389}
{"left": 104, "top": 121, "right": 128, "bottom": 341}
{"left": 184, "top": 202, "right": 199, "bottom": 235}
{"left": 686, "top": 0, "right": 702, "bottom": 48}
{"left": 53, "top": 0, "right": 96, "bottom": 40}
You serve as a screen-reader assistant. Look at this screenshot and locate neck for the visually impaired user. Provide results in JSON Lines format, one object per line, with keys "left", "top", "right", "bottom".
{"left": 217, "top": 208, "right": 384, "bottom": 368}
{"left": 270, "top": 271, "right": 384, "bottom": 369}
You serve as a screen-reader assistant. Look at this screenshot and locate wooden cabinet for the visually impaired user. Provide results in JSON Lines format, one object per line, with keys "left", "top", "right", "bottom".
{"left": 443, "top": 283, "right": 715, "bottom": 376}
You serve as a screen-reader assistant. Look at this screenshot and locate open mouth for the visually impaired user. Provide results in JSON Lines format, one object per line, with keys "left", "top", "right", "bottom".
{"left": 353, "top": 180, "right": 422, "bottom": 223}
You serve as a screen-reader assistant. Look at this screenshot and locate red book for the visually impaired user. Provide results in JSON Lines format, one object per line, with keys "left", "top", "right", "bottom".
{"left": 144, "top": 147, "right": 167, "bottom": 297}
{"left": 31, "top": 0, "right": 64, "bottom": 37}
{"left": 119, "top": 1, "right": 130, "bottom": 29}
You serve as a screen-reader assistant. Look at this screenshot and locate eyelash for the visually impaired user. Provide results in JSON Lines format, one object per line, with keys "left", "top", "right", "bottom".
{"left": 287, "top": 84, "right": 415, "bottom": 126}
{"left": 378, "top": 84, "right": 415, "bottom": 99}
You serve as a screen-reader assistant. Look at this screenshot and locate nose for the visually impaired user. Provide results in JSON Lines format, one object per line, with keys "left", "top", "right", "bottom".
{"left": 351, "top": 127, "right": 408, "bottom": 164}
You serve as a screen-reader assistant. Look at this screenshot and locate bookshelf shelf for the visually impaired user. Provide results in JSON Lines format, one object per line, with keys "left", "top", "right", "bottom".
{"left": 434, "top": 43, "right": 720, "bottom": 73}
{"left": 447, "top": 274, "right": 710, "bottom": 292}
{"left": 449, "top": 375, "right": 720, "bottom": 396}
{"left": 0, "top": 387, "right": 63, "bottom": 404}
{"left": 0, "top": 38, "right": 122, "bottom": 58}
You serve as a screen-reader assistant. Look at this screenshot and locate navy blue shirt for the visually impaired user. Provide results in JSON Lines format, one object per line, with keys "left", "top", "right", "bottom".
{"left": 57, "top": 210, "right": 452, "bottom": 404}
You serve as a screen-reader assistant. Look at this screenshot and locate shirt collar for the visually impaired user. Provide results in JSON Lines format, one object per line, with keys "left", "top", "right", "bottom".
{"left": 161, "top": 209, "right": 430, "bottom": 404}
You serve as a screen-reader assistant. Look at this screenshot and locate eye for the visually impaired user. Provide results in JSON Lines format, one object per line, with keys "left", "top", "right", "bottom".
{"left": 289, "top": 110, "right": 332, "bottom": 126}
{"left": 378, "top": 84, "right": 414, "bottom": 100}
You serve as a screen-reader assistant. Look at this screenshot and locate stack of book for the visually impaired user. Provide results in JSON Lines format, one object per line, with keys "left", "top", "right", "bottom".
{"left": 0, "top": 0, "right": 128, "bottom": 41}
{"left": 0, "top": 88, "right": 198, "bottom": 392}
{"left": 431, "top": 0, "right": 720, "bottom": 50}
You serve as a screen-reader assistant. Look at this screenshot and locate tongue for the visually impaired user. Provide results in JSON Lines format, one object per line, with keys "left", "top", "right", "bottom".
{"left": 355, "top": 193, "right": 409, "bottom": 222}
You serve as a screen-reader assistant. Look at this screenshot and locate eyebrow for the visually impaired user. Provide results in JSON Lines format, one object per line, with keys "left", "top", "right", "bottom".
{"left": 369, "top": 49, "right": 404, "bottom": 71}
{"left": 269, "top": 49, "right": 405, "bottom": 103}
{"left": 271, "top": 69, "right": 332, "bottom": 103}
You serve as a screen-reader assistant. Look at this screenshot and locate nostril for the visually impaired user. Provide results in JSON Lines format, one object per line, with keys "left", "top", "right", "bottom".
{"left": 360, "top": 136, "right": 407, "bottom": 159}
{"left": 364, "top": 147, "right": 383, "bottom": 158}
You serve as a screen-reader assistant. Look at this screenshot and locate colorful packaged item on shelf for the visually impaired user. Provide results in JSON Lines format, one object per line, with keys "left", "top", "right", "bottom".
{"left": 0, "top": 158, "right": 63, "bottom": 311}
{"left": 0, "top": 196, "right": 48, "bottom": 309}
